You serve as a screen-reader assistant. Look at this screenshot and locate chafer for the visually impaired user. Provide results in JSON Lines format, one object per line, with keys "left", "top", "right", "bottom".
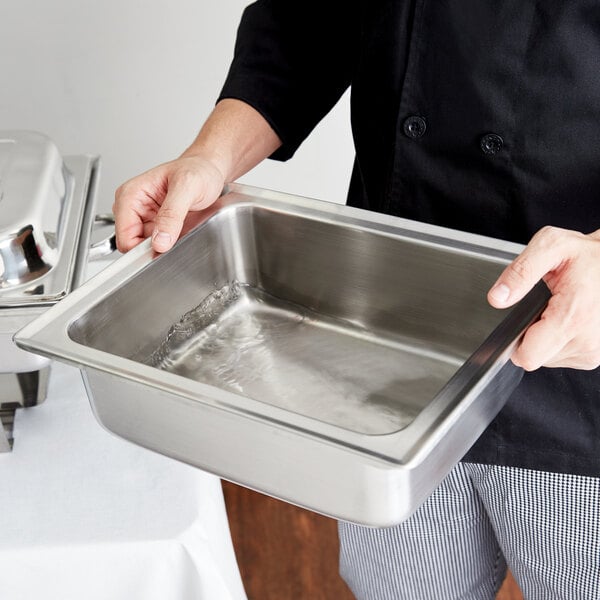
{"left": 0, "top": 130, "right": 112, "bottom": 450}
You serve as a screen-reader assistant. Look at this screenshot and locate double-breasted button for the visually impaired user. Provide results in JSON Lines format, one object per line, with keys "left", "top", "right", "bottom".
{"left": 480, "top": 133, "right": 504, "bottom": 155}
{"left": 403, "top": 115, "right": 427, "bottom": 139}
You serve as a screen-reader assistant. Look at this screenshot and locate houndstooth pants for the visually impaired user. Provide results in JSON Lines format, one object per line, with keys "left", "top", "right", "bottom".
{"left": 338, "top": 462, "right": 600, "bottom": 600}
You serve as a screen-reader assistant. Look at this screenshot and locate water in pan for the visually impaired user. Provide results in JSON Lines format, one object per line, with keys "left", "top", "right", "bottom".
{"left": 147, "top": 282, "right": 461, "bottom": 435}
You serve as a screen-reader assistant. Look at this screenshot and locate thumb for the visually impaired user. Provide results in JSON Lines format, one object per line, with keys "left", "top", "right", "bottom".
{"left": 488, "top": 227, "right": 565, "bottom": 308}
{"left": 151, "top": 174, "right": 205, "bottom": 253}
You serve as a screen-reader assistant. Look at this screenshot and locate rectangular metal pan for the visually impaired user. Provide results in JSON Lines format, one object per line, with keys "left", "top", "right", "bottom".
{"left": 14, "top": 183, "right": 548, "bottom": 525}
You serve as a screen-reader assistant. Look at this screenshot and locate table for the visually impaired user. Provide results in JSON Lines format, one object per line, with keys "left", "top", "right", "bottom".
{"left": 0, "top": 262, "right": 247, "bottom": 600}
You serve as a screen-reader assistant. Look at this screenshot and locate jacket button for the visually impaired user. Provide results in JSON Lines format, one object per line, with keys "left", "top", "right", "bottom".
{"left": 480, "top": 133, "right": 504, "bottom": 155}
{"left": 403, "top": 115, "right": 427, "bottom": 139}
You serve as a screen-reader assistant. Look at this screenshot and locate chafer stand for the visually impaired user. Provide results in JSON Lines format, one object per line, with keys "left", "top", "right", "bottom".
{"left": 0, "top": 369, "right": 49, "bottom": 451}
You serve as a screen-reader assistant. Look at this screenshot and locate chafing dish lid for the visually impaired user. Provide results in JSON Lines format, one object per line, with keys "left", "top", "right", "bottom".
{"left": 0, "top": 131, "right": 85, "bottom": 308}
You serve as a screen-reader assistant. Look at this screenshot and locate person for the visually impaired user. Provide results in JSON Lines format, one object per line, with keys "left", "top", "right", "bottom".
{"left": 113, "top": 2, "right": 600, "bottom": 598}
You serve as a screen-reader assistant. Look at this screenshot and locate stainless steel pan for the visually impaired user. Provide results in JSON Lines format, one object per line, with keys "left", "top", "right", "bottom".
{"left": 15, "top": 183, "right": 548, "bottom": 524}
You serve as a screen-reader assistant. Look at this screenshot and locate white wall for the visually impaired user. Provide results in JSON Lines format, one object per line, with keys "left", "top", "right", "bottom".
{"left": 0, "top": 0, "right": 354, "bottom": 213}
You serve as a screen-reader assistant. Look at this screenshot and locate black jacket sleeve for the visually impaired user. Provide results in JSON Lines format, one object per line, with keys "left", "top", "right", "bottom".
{"left": 218, "top": 0, "right": 360, "bottom": 160}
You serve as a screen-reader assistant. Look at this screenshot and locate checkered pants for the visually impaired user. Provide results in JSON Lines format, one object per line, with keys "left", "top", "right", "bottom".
{"left": 339, "top": 463, "right": 600, "bottom": 600}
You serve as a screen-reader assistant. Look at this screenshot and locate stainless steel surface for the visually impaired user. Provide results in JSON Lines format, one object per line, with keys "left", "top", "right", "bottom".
{"left": 146, "top": 281, "right": 461, "bottom": 435}
{"left": 0, "top": 130, "right": 102, "bottom": 373}
{"left": 0, "top": 368, "right": 50, "bottom": 450}
{"left": 0, "top": 406, "right": 16, "bottom": 452}
{"left": 0, "top": 131, "right": 77, "bottom": 301}
{"left": 15, "top": 183, "right": 549, "bottom": 525}
{"left": 0, "top": 137, "right": 109, "bottom": 375}
{"left": 88, "top": 214, "right": 117, "bottom": 260}
{"left": 0, "top": 130, "right": 110, "bottom": 452}
{"left": 0, "top": 367, "right": 50, "bottom": 407}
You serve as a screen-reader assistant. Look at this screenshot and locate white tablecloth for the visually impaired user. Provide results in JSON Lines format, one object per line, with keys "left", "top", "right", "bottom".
{"left": 0, "top": 262, "right": 247, "bottom": 600}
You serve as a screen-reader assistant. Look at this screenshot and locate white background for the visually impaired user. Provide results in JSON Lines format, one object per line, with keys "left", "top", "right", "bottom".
{"left": 0, "top": 0, "right": 354, "bottom": 212}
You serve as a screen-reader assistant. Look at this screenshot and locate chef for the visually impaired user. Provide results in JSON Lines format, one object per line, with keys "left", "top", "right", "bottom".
{"left": 113, "top": 2, "right": 600, "bottom": 598}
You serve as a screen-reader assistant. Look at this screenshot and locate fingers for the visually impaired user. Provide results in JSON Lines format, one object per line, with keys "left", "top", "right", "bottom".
{"left": 513, "top": 319, "right": 600, "bottom": 371}
{"left": 491, "top": 226, "right": 600, "bottom": 371}
{"left": 113, "top": 156, "right": 225, "bottom": 254}
{"left": 113, "top": 176, "right": 162, "bottom": 253}
{"left": 510, "top": 296, "right": 572, "bottom": 371}
{"left": 151, "top": 163, "right": 224, "bottom": 252}
{"left": 513, "top": 292, "right": 600, "bottom": 371}
{"left": 150, "top": 172, "right": 204, "bottom": 253}
{"left": 487, "top": 226, "right": 573, "bottom": 309}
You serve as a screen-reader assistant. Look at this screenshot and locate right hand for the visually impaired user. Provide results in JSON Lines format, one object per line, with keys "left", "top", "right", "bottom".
{"left": 113, "top": 154, "right": 225, "bottom": 253}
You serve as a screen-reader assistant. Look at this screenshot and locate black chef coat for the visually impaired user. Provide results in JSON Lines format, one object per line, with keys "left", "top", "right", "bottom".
{"left": 218, "top": 0, "right": 600, "bottom": 477}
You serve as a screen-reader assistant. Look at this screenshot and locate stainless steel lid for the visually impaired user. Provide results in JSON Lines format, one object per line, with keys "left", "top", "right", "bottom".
{"left": 0, "top": 131, "right": 103, "bottom": 374}
{"left": 0, "top": 131, "right": 92, "bottom": 307}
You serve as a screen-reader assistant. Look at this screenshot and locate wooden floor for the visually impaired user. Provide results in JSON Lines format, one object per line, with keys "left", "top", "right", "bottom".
{"left": 222, "top": 481, "right": 523, "bottom": 600}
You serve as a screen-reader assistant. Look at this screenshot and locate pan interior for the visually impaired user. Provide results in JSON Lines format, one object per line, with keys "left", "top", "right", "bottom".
{"left": 145, "top": 281, "right": 461, "bottom": 434}
{"left": 69, "top": 204, "right": 507, "bottom": 435}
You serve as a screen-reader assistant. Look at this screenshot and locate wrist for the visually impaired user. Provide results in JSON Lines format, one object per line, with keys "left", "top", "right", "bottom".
{"left": 179, "top": 144, "right": 230, "bottom": 184}
{"left": 180, "top": 99, "right": 281, "bottom": 183}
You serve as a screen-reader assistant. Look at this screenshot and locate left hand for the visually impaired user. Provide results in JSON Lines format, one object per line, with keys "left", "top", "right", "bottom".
{"left": 487, "top": 226, "right": 600, "bottom": 371}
